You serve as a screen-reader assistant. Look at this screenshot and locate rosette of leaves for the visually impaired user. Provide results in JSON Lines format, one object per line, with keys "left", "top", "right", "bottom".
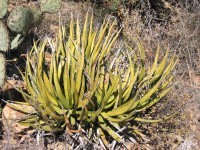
{"left": 9, "top": 14, "right": 178, "bottom": 146}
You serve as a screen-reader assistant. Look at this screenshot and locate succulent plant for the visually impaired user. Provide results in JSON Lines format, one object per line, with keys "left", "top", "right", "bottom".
{"left": 10, "top": 14, "right": 178, "bottom": 147}
{"left": 0, "top": 0, "right": 61, "bottom": 51}
{"left": 0, "top": 0, "right": 8, "bottom": 19}
{"left": 0, "top": 20, "right": 9, "bottom": 52}
{"left": 30, "top": 7, "right": 43, "bottom": 26}
{"left": 39, "top": 0, "right": 62, "bottom": 13}
{"left": 5, "top": 0, "right": 61, "bottom": 50}
{"left": 0, "top": 1, "right": 62, "bottom": 88}
{"left": 7, "top": 7, "right": 35, "bottom": 34}
{"left": 0, "top": 53, "right": 5, "bottom": 88}
{"left": 10, "top": 34, "right": 24, "bottom": 50}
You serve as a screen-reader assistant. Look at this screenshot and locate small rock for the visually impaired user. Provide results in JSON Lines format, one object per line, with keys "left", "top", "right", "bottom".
{"left": 2, "top": 104, "right": 34, "bottom": 133}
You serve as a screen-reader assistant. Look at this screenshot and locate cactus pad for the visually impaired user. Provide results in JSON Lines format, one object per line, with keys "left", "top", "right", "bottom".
{"left": 30, "top": 7, "right": 43, "bottom": 26}
{"left": 0, "top": 0, "right": 8, "bottom": 18}
{"left": 0, "top": 53, "right": 5, "bottom": 88}
{"left": 0, "top": 21, "right": 9, "bottom": 52}
{"left": 40, "top": 0, "right": 62, "bottom": 13}
{"left": 7, "top": 7, "right": 34, "bottom": 34}
{"left": 11, "top": 34, "right": 24, "bottom": 50}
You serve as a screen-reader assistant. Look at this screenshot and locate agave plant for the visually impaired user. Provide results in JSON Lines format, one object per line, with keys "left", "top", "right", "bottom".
{"left": 9, "top": 13, "right": 177, "bottom": 146}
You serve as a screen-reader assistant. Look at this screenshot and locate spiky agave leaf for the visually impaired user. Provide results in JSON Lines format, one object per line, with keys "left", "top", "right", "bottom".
{"left": 12, "top": 13, "right": 178, "bottom": 147}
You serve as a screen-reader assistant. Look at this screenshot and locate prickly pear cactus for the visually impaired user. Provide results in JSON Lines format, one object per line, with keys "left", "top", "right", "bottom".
{"left": 40, "top": 0, "right": 62, "bottom": 13}
{"left": 11, "top": 34, "right": 24, "bottom": 50}
{"left": 0, "top": 21, "right": 9, "bottom": 52}
{"left": 0, "top": 0, "right": 8, "bottom": 18}
{"left": 0, "top": 53, "right": 5, "bottom": 88}
{"left": 7, "top": 7, "right": 34, "bottom": 34}
{"left": 30, "top": 7, "right": 43, "bottom": 26}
